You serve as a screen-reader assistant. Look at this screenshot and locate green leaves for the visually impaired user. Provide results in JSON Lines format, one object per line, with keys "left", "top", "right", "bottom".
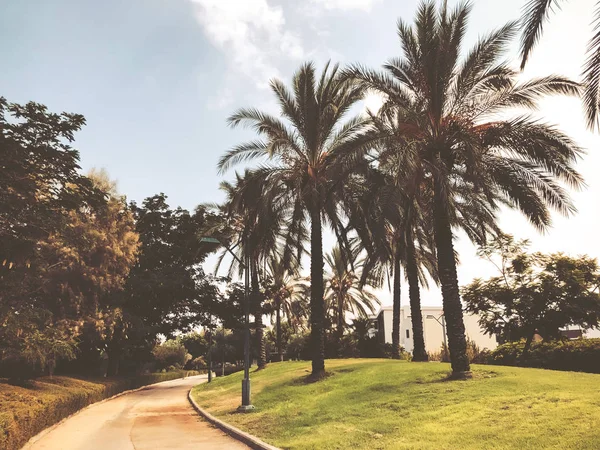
{"left": 464, "top": 236, "right": 600, "bottom": 342}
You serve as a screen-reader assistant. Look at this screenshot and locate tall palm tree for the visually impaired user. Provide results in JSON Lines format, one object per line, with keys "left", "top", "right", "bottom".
{"left": 346, "top": 164, "right": 437, "bottom": 361}
{"left": 346, "top": 1, "right": 583, "bottom": 378}
{"left": 209, "top": 170, "right": 288, "bottom": 370}
{"left": 264, "top": 255, "right": 308, "bottom": 361}
{"left": 324, "top": 245, "right": 380, "bottom": 339}
{"left": 344, "top": 171, "right": 405, "bottom": 359}
{"left": 218, "top": 62, "right": 376, "bottom": 378}
{"left": 519, "top": 0, "right": 600, "bottom": 129}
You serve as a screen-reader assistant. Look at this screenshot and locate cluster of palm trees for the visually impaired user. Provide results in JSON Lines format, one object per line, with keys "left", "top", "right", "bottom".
{"left": 213, "top": 0, "right": 584, "bottom": 379}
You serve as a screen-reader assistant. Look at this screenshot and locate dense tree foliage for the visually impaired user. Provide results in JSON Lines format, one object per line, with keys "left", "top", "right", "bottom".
{"left": 123, "top": 194, "right": 218, "bottom": 337}
{"left": 0, "top": 98, "right": 104, "bottom": 271}
{"left": 464, "top": 235, "right": 600, "bottom": 353}
{"left": 0, "top": 99, "right": 221, "bottom": 380}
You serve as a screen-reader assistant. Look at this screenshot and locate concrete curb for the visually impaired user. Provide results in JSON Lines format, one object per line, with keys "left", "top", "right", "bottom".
{"left": 188, "top": 389, "right": 280, "bottom": 450}
{"left": 21, "top": 373, "right": 204, "bottom": 450}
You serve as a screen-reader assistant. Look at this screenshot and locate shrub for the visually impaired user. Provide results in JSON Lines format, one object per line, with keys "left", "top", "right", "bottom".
{"left": 152, "top": 340, "right": 191, "bottom": 370}
{"left": 188, "top": 356, "right": 206, "bottom": 370}
{"left": 287, "top": 333, "right": 311, "bottom": 361}
{"left": 488, "top": 338, "right": 600, "bottom": 373}
{"left": 428, "top": 342, "right": 450, "bottom": 362}
{"left": 428, "top": 338, "right": 489, "bottom": 363}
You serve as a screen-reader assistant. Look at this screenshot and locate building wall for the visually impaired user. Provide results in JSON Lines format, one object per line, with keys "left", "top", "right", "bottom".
{"left": 379, "top": 305, "right": 393, "bottom": 345}
{"left": 377, "top": 305, "right": 497, "bottom": 354}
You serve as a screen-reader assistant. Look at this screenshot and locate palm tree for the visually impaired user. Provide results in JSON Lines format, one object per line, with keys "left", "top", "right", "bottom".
{"left": 324, "top": 245, "right": 380, "bottom": 339}
{"left": 344, "top": 173, "right": 404, "bottom": 359}
{"left": 519, "top": 0, "right": 600, "bottom": 129}
{"left": 345, "top": 1, "right": 583, "bottom": 377}
{"left": 264, "top": 255, "right": 308, "bottom": 361}
{"left": 346, "top": 164, "right": 436, "bottom": 361}
{"left": 208, "top": 170, "right": 288, "bottom": 370}
{"left": 218, "top": 62, "right": 376, "bottom": 378}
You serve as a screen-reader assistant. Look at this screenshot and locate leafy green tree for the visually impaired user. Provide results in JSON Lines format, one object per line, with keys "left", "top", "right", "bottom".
{"left": 464, "top": 235, "right": 600, "bottom": 354}
{"left": 180, "top": 332, "right": 209, "bottom": 360}
{"left": 152, "top": 339, "right": 191, "bottom": 370}
{"left": 346, "top": 1, "right": 582, "bottom": 377}
{"left": 1, "top": 163, "right": 139, "bottom": 379}
{"left": 0, "top": 309, "right": 76, "bottom": 381}
{"left": 210, "top": 328, "right": 237, "bottom": 376}
{"left": 123, "top": 194, "right": 218, "bottom": 337}
{"left": 215, "top": 281, "right": 245, "bottom": 331}
{"left": 219, "top": 62, "right": 376, "bottom": 378}
{"left": 0, "top": 98, "right": 108, "bottom": 380}
{"left": 0, "top": 97, "right": 103, "bottom": 272}
{"left": 519, "top": 0, "right": 600, "bottom": 129}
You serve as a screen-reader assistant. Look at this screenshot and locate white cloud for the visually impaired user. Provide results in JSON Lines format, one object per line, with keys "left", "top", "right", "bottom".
{"left": 190, "top": 0, "right": 304, "bottom": 88}
{"left": 310, "top": 0, "right": 381, "bottom": 12}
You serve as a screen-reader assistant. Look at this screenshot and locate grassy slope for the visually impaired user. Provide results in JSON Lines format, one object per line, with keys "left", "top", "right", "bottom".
{"left": 192, "top": 359, "right": 600, "bottom": 449}
{"left": 0, "top": 371, "right": 195, "bottom": 450}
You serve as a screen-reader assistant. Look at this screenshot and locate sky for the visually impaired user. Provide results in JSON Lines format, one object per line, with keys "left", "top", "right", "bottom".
{"left": 1, "top": 0, "right": 599, "bottom": 308}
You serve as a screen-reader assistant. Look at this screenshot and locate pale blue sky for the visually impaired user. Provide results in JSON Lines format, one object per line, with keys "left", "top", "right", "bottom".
{"left": 2, "top": 0, "right": 598, "bottom": 306}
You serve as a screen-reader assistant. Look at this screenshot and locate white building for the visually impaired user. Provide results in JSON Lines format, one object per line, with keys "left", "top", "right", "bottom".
{"left": 373, "top": 305, "right": 497, "bottom": 354}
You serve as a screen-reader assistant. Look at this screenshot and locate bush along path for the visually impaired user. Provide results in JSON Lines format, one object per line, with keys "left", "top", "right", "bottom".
{"left": 0, "top": 370, "right": 198, "bottom": 450}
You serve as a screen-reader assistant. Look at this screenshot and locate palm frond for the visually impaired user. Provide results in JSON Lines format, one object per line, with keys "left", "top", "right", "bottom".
{"left": 583, "top": 4, "right": 600, "bottom": 130}
{"left": 519, "top": 0, "right": 561, "bottom": 69}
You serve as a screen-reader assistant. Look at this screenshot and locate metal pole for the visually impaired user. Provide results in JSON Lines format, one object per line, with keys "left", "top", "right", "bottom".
{"left": 239, "top": 250, "right": 254, "bottom": 411}
{"left": 441, "top": 315, "right": 448, "bottom": 361}
{"left": 207, "top": 320, "right": 212, "bottom": 383}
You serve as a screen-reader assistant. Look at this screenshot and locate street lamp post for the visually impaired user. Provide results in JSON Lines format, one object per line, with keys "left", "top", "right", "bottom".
{"left": 206, "top": 318, "right": 212, "bottom": 383}
{"left": 200, "top": 236, "right": 254, "bottom": 411}
{"left": 426, "top": 314, "right": 447, "bottom": 360}
{"left": 240, "top": 252, "right": 253, "bottom": 411}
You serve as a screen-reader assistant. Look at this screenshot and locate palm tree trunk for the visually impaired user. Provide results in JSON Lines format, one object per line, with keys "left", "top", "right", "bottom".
{"left": 392, "top": 248, "right": 401, "bottom": 359}
{"left": 433, "top": 180, "right": 471, "bottom": 378}
{"left": 251, "top": 261, "right": 266, "bottom": 369}
{"left": 310, "top": 203, "right": 326, "bottom": 378}
{"left": 276, "top": 299, "right": 283, "bottom": 361}
{"left": 406, "top": 236, "right": 428, "bottom": 362}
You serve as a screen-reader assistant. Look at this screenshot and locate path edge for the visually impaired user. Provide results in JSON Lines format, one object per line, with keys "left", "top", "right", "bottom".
{"left": 21, "top": 374, "right": 205, "bottom": 450}
{"left": 188, "top": 389, "right": 280, "bottom": 450}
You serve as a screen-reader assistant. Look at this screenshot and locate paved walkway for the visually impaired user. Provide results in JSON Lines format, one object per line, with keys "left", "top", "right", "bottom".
{"left": 25, "top": 375, "right": 249, "bottom": 450}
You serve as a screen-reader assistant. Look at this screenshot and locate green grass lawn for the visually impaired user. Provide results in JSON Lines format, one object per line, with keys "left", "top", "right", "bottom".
{"left": 191, "top": 359, "right": 600, "bottom": 449}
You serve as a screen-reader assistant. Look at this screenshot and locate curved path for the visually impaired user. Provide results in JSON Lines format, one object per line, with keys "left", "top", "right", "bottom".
{"left": 25, "top": 375, "right": 249, "bottom": 450}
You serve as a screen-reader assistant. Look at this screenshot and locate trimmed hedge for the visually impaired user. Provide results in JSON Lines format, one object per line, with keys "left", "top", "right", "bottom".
{"left": 488, "top": 338, "right": 600, "bottom": 373}
{"left": 0, "top": 370, "right": 197, "bottom": 450}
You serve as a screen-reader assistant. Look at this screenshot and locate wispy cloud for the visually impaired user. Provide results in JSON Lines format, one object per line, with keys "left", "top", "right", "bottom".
{"left": 190, "top": 0, "right": 304, "bottom": 89}
{"left": 310, "top": 0, "right": 381, "bottom": 12}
